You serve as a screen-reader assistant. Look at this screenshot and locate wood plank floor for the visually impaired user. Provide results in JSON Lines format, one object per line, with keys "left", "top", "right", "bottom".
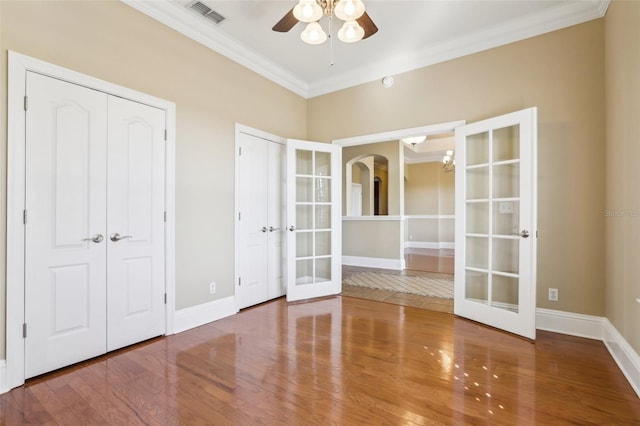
{"left": 2, "top": 296, "right": 639, "bottom": 425}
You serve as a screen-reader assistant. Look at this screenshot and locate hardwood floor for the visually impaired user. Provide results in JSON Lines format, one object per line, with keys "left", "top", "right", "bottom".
{"left": 2, "top": 296, "right": 639, "bottom": 425}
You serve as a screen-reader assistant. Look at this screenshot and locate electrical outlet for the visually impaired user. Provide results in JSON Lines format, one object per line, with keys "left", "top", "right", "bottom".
{"left": 548, "top": 288, "right": 558, "bottom": 302}
{"left": 209, "top": 282, "right": 216, "bottom": 294}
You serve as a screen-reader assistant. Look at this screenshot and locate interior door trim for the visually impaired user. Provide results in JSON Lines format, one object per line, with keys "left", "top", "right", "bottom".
{"left": 5, "top": 51, "right": 177, "bottom": 392}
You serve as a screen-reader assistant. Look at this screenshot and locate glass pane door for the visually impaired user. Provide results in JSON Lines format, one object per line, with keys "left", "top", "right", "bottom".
{"left": 287, "top": 139, "right": 341, "bottom": 302}
{"left": 455, "top": 108, "right": 537, "bottom": 339}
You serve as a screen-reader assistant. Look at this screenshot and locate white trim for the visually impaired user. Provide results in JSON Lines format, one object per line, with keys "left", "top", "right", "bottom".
{"left": 603, "top": 319, "right": 640, "bottom": 398}
{"left": 404, "top": 215, "right": 455, "bottom": 220}
{"left": 172, "top": 296, "right": 238, "bottom": 334}
{"left": 120, "top": 1, "right": 609, "bottom": 98}
{"left": 342, "top": 255, "right": 403, "bottom": 270}
{"left": 404, "top": 241, "right": 455, "bottom": 250}
{"left": 6, "top": 51, "right": 176, "bottom": 392}
{"left": 120, "top": 0, "right": 308, "bottom": 98}
{"left": 333, "top": 121, "right": 466, "bottom": 147}
{"left": 0, "top": 360, "right": 7, "bottom": 394}
{"left": 532, "top": 309, "right": 640, "bottom": 399}
{"left": 535, "top": 308, "right": 604, "bottom": 340}
{"left": 342, "top": 215, "right": 403, "bottom": 221}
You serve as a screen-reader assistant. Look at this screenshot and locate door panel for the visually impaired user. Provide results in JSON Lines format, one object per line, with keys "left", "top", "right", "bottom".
{"left": 106, "top": 96, "right": 166, "bottom": 351}
{"left": 25, "top": 72, "right": 108, "bottom": 378}
{"left": 267, "top": 142, "right": 287, "bottom": 300}
{"left": 237, "top": 133, "right": 270, "bottom": 309}
{"left": 286, "top": 140, "right": 341, "bottom": 302}
{"left": 454, "top": 108, "right": 537, "bottom": 339}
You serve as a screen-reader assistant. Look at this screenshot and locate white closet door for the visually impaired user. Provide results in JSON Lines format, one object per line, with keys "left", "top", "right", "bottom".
{"left": 267, "top": 141, "right": 286, "bottom": 300}
{"left": 25, "top": 72, "right": 108, "bottom": 378}
{"left": 237, "top": 133, "right": 270, "bottom": 309}
{"left": 106, "top": 96, "right": 166, "bottom": 351}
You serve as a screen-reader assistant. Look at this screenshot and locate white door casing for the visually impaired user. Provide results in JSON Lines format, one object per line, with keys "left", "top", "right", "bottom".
{"left": 24, "top": 72, "right": 109, "bottom": 378}
{"left": 106, "top": 96, "right": 166, "bottom": 352}
{"left": 6, "top": 51, "right": 176, "bottom": 391}
{"left": 454, "top": 107, "right": 537, "bottom": 340}
{"left": 286, "top": 139, "right": 342, "bottom": 302}
{"left": 236, "top": 130, "right": 286, "bottom": 310}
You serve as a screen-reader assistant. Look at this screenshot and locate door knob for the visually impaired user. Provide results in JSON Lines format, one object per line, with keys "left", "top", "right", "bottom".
{"left": 261, "top": 227, "right": 268, "bottom": 233}
{"left": 520, "top": 230, "right": 530, "bottom": 238}
{"left": 83, "top": 234, "right": 104, "bottom": 243}
{"left": 288, "top": 226, "right": 296, "bottom": 232}
{"left": 110, "top": 232, "right": 133, "bottom": 242}
{"left": 269, "top": 226, "right": 280, "bottom": 232}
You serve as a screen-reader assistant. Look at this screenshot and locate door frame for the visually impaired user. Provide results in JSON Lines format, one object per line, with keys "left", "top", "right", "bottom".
{"left": 332, "top": 120, "right": 465, "bottom": 269}
{"left": 5, "top": 51, "right": 177, "bottom": 392}
{"left": 233, "top": 124, "right": 286, "bottom": 312}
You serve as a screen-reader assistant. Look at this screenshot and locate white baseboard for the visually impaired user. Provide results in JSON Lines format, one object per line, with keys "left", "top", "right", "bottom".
{"left": 0, "top": 360, "right": 7, "bottom": 394}
{"left": 603, "top": 319, "right": 640, "bottom": 398}
{"left": 404, "top": 241, "right": 455, "bottom": 250}
{"left": 342, "top": 255, "right": 403, "bottom": 270}
{"left": 535, "top": 308, "right": 639, "bottom": 398}
{"left": 172, "top": 296, "right": 237, "bottom": 334}
{"left": 535, "top": 308, "right": 605, "bottom": 340}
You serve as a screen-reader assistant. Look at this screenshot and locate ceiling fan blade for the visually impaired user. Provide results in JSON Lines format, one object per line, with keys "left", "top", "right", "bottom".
{"left": 358, "top": 12, "right": 378, "bottom": 39}
{"left": 273, "top": 8, "right": 298, "bottom": 32}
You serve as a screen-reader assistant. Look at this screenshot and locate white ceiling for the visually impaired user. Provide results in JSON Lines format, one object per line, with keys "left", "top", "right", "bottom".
{"left": 122, "top": 0, "right": 608, "bottom": 98}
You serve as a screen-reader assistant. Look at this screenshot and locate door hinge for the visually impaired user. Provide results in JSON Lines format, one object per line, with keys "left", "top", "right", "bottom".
{"left": 164, "top": 211, "right": 167, "bottom": 222}
{"left": 164, "top": 293, "right": 167, "bottom": 304}
{"left": 23, "top": 209, "right": 28, "bottom": 225}
{"left": 536, "top": 230, "right": 539, "bottom": 238}
{"left": 239, "top": 146, "right": 242, "bottom": 156}
{"left": 164, "top": 129, "right": 167, "bottom": 141}
{"left": 24, "top": 96, "right": 28, "bottom": 111}
{"left": 239, "top": 277, "right": 241, "bottom": 286}
{"left": 238, "top": 211, "right": 241, "bottom": 221}
{"left": 23, "top": 323, "right": 27, "bottom": 338}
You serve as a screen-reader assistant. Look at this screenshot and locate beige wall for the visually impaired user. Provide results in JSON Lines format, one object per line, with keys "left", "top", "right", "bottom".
{"left": 405, "top": 162, "right": 455, "bottom": 215}
{"left": 604, "top": 1, "right": 640, "bottom": 354}
{"left": 310, "top": 20, "right": 606, "bottom": 316}
{"left": 343, "top": 220, "right": 402, "bottom": 259}
{"left": 0, "top": 0, "right": 307, "bottom": 356}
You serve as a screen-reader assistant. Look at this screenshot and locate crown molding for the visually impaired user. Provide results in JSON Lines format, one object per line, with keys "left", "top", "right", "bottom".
{"left": 120, "top": 0, "right": 310, "bottom": 98}
{"left": 121, "top": 0, "right": 609, "bottom": 99}
{"left": 306, "top": 0, "right": 610, "bottom": 97}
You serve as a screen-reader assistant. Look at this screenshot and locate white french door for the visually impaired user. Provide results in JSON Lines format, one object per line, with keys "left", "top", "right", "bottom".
{"left": 286, "top": 139, "right": 342, "bottom": 302}
{"left": 454, "top": 108, "right": 537, "bottom": 340}
{"left": 24, "top": 72, "right": 166, "bottom": 377}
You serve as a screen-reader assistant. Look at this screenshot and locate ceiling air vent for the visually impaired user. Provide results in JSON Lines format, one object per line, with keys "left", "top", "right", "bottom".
{"left": 189, "top": 1, "right": 226, "bottom": 24}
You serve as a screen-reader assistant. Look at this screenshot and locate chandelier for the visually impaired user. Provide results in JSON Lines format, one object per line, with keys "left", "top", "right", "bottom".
{"left": 293, "top": 0, "right": 367, "bottom": 44}
{"left": 442, "top": 150, "right": 455, "bottom": 173}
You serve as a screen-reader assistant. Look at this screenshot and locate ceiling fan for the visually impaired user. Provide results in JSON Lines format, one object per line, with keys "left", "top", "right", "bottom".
{"left": 273, "top": 0, "right": 378, "bottom": 45}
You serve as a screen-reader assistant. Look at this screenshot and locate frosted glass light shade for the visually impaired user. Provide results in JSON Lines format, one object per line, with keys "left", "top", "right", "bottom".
{"left": 334, "top": 0, "right": 365, "bottom": 21}
{"left": 293, "top": 0, "right": 323, "bottom": 23}
{"left": 301, "top": 22, "right": 327, "bottom": 44}
{"left": 401, "top": 136, "right": 427, "bottom": 145}
{"left": 337, "top": 20, "right": 364, "bottom": 43}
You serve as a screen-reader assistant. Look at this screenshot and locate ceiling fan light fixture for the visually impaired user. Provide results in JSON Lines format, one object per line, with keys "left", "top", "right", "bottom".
{"left": 301, "top": 21, "right": 327, "bottom": 44}
{"left": 338, "top": 20, "right": 364, "bottom": 43}
{"left": 334, "top": 0, "right": 366, "bottom": 21}
{"left": 293, "top": 0, "right": 323, "bottom": 23}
